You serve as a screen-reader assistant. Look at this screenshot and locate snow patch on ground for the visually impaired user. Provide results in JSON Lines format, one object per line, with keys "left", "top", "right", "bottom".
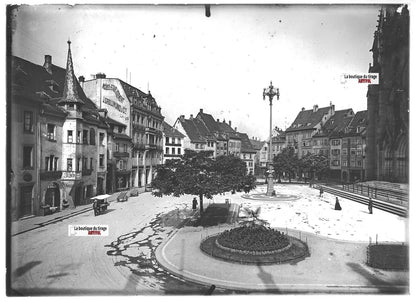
{"left": 204, "top": 184, "right": 407, "bottom": 243}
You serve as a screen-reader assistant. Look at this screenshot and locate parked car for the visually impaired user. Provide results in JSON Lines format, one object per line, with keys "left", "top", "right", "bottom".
{"left": 91, "top": 194, "right": 111, "bottom": 216}
{"left": 117, "top": 191, "right": 129, "bottom": 202}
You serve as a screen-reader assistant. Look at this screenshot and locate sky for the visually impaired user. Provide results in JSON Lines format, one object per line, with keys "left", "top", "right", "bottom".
{"left": 10, "top": 4, "right": 382, "bottom": 140}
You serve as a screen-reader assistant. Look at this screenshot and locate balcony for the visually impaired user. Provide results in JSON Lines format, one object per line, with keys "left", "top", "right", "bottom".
{"left": 113, "top": 151, "right": 130, "bottom": 158}
{"left": 61, "top": 171, "right": 82, "bottom": 180}
{"left": 40, "top": 170, "right": 63, "bottom": 181}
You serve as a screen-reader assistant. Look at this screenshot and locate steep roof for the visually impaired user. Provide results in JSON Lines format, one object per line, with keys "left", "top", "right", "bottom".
{"left": 196, "top": 111, "right": 220, "bottom": 133}
{"left": 179, "top": 118, "right": 212, "bottom": 143}
{"left": 249, "top": 139, "right": 265, "bottom": 151}
{"left": 163, "top": 121, "right": 185, "bottom": 138}
{"left": 238, "top": 132, "right": 256, "bottom": 153}
{"left": 324, "top": 109, "right": 354, "bottom": 136}
{"left": 286, "top": 106, "right": 332, "bottom": 132}
{"left": 345, "top": 110, "right": 367, "bottom": 136}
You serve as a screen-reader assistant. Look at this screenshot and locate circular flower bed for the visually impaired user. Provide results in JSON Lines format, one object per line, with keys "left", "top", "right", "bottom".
{"left": 217, "top": 226, "right": 290, "bottom": 253}
{"left": 200, "top": 226, "right": 309, "bottom": 265}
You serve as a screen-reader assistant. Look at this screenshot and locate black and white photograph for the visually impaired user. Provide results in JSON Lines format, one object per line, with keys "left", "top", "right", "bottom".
{"left": 5, "top": 1, "right": 411, "bottom": 296}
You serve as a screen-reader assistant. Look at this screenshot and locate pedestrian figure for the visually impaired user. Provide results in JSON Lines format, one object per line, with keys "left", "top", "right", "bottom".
{"left": 368, "top": 198, "right": 373, "bottom": 214}
{"left": 192, "top": 197, "right": 198, "bottom": 210}
{"left": 319, "top": 187, "right": 324, "bottom": 197}
{"left": 334, "top": 197, "right": 342, "bottom": 211}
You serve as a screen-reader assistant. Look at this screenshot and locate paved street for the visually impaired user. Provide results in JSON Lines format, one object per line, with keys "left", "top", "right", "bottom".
{"left": 10, "top": 184, "right": 408, "bottom": 295}
{"left": 10, "top": 192, "right": 220, "bottom": 295}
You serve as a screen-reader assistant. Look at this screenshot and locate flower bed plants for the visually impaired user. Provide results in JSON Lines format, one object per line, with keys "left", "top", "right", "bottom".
{"left": 200, "top": 226, "right": 309, "bottom": 265}
{"left": 217, "top": 226, "right": 290, "bottom": 252}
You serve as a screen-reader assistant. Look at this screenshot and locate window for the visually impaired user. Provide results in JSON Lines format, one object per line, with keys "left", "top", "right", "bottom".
{"left": 77, "top": 131, "right": 81, "bottom": 143}
{"left": 342, "top": 149, "right": 348, "bottom": 155}
{"left": 90, "top": 158, "right": 93, "bottom": 170}
{"left": 54, "top": 157, "right": 58, "bottom": 171}
{"left": 342, "top": 161, "right": 348, "bottom": 167}
{"left": 83, "top": 130, "right": 89, "bottom": 144}
{"left": 67, "top": 158, "right": 73, "bottom": 171}
{"left": 67, "top": 130, "right": 73, "bottom": 143}
{"left": 82, "top": 157, "right": 87, "bottom": 170}
{"left": 331, "top": 140, "right": 340, "bottom": 146}
{"left": 45, "top": 155, "right": 57, "bottom": 171}
{"left": 90, "top": 128, "right": 96, "bottom": 145}
{"left": 166, "top": 137, "right": 169, "bottom": 144}
{"left": 99, "top": 132, "right": 105, "bottom": 145}
{"left": 331, "top": 160, "right": 339, "bottom": 166}
{"left": 123, "top": 144, "right": 128, "bottom": 153}
{"left": 23, "top": 111, "right": 34, "bottom": 133}
{"left": 47, "top": 124, "right": 56, "bottom": 141}
{"left": 357, "top": 160, "right": 362, "bottom": 167}
{"left": 350, "top": 150, "right": 356, "bottom": 155}
{"left": 99, "top": 154, "right": 104, "bottom": 167}
{"left": 23, "top": 146, "right": 33, "bottom": 168}
{"left": 177, "top": 148, "right": 181, "bottom": 155}
{"left": 165, "top": 147, "right": 169, "bottom": 154}
{"left": 115, "top": 143, "right": 119, "bottom": 152}
{"left": 356, "top": 149, "right": 362, "bottom": 155}
{"left": 172, "top": 148, "right": 175, "bottom": 155}
{"left": 77, "top": 157, "right": 81, "bottom": 171}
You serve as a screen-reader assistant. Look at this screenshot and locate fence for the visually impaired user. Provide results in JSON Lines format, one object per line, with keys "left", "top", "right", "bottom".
{"left": 366, "top": 237, "right": 408, "bottom": 270}
{"left": 342, "top": 183, "right": 408, "bottom": 206}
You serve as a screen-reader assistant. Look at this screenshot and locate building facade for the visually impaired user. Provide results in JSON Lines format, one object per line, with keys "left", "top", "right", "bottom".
{"left": 285, "top": 104, "right": 335, "bottom": 158}
{"left": 366, "top": 5, "right": 409, "bottom": 183}
{"left": 83, "top": 75, "right": 165, "bottom": 189}
{"left": 162, "top": 121, "right": 185, "bottom": 163}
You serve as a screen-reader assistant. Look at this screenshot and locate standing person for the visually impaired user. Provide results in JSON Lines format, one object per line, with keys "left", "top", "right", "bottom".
{"left": 368, "top": 198, "right": 373, "bottom": 214}
{"left": 319, "top": 186, "right": 324, "bottom": 197}
{"left": 192, "top": 197, "right": 198, "bottom": 210}
{"left": 334, "top": 197, "right": 342, "bottom": 210}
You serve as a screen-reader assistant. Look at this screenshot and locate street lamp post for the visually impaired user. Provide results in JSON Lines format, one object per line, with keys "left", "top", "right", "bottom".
{"left": 263, "top": 81, "right": 280, "bottom": 196}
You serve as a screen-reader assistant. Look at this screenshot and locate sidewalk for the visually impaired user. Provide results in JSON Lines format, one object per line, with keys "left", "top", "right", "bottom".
{"left": 155, "top": 225, "right": 408, "bottom": 293}
{"left": 11, "top": 190, "right": 136, "bottom": 236}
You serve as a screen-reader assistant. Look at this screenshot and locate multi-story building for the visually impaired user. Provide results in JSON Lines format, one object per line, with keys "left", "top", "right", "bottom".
{"left": 271, "top": 130, "right": 286, "bottom": 158}
{"left": 162, "top": 121, "right": 185, "bottom": 163}
{"left": 341, "top": 110, "right": 367, "bottom": 182}
{"left": 57, "top": 41, "right": 108, "bottom": 207}
{"left": 175, "top": 109, "right": 245, "bottom": 158}
{"left": 105, "top": 116, "right": 132, "bottom": 192}
{"left": 366, "top": 5, "right": 409, "bottom": 183}
{"left": 285, "top": 104, "right": 335, "bottom": 158}
{"left": 10, "top": 41, "right": 110, "bottom": 219}
{"left": 238, "top": 133, "right": 256, "bottom": 174}
{"left": 83, "top": 74, "right": 164, "bottom": 189}
{"left": 249, "top": 138, "right": 267, "bottom": 176}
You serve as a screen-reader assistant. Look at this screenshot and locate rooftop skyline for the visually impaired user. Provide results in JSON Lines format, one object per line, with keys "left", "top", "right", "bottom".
{"left": 11, "top": 4, "right": 383, "bottom": 140}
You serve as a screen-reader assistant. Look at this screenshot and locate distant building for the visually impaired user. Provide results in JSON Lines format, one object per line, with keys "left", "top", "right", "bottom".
{"left": 249, "top": 138, "right": 267, "bottom": 176}
{"left": 162, "top": 121, "right": 185, "bottom": 163}
{"left": 238, "top": 132, "right": 256, "bottom": 174}
{"left": 366, "top": 6, "right": 409, "bottom": 183}
{"left": 285, "top": 104, "right": 335, "bottom": 158}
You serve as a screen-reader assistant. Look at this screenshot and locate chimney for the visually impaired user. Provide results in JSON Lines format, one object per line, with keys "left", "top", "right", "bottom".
{"left": 234, "top": 127, "right": 237, "bottom": 132}
{"left": 229, "top": 120, "right": 231, "bottom": 126}
{"left": 96, "top": 72, "right": 106, "bottom": 79}
{"left": 43, "top": 55, "right": 52, "bottom": 74}
{"left": 200, "top": 108, "right": 203, "bottom": 113}
{"left": 78, "top": 76, "right": 85, "bottom": 88}
{"left": 313, "top": 104, "right": 318, "bottom": 112}
{"left": 190, "top": 114, "right": 193, "bottom": 119}
{"left": 179, "top": 115, "right": 185, "bottom": 121}
{"left": 302, "top": 107, "right": 305, "bottom": 111}
{"left": 98, "top": 108, "right": 108, "bottom": 118}
{"left": 217, "top": 119, "right": 219, "bottom": 122}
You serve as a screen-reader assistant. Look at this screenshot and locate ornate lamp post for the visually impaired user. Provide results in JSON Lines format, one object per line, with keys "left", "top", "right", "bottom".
{"left": 263, "top": 81, "right": 280, "bottom": 196}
